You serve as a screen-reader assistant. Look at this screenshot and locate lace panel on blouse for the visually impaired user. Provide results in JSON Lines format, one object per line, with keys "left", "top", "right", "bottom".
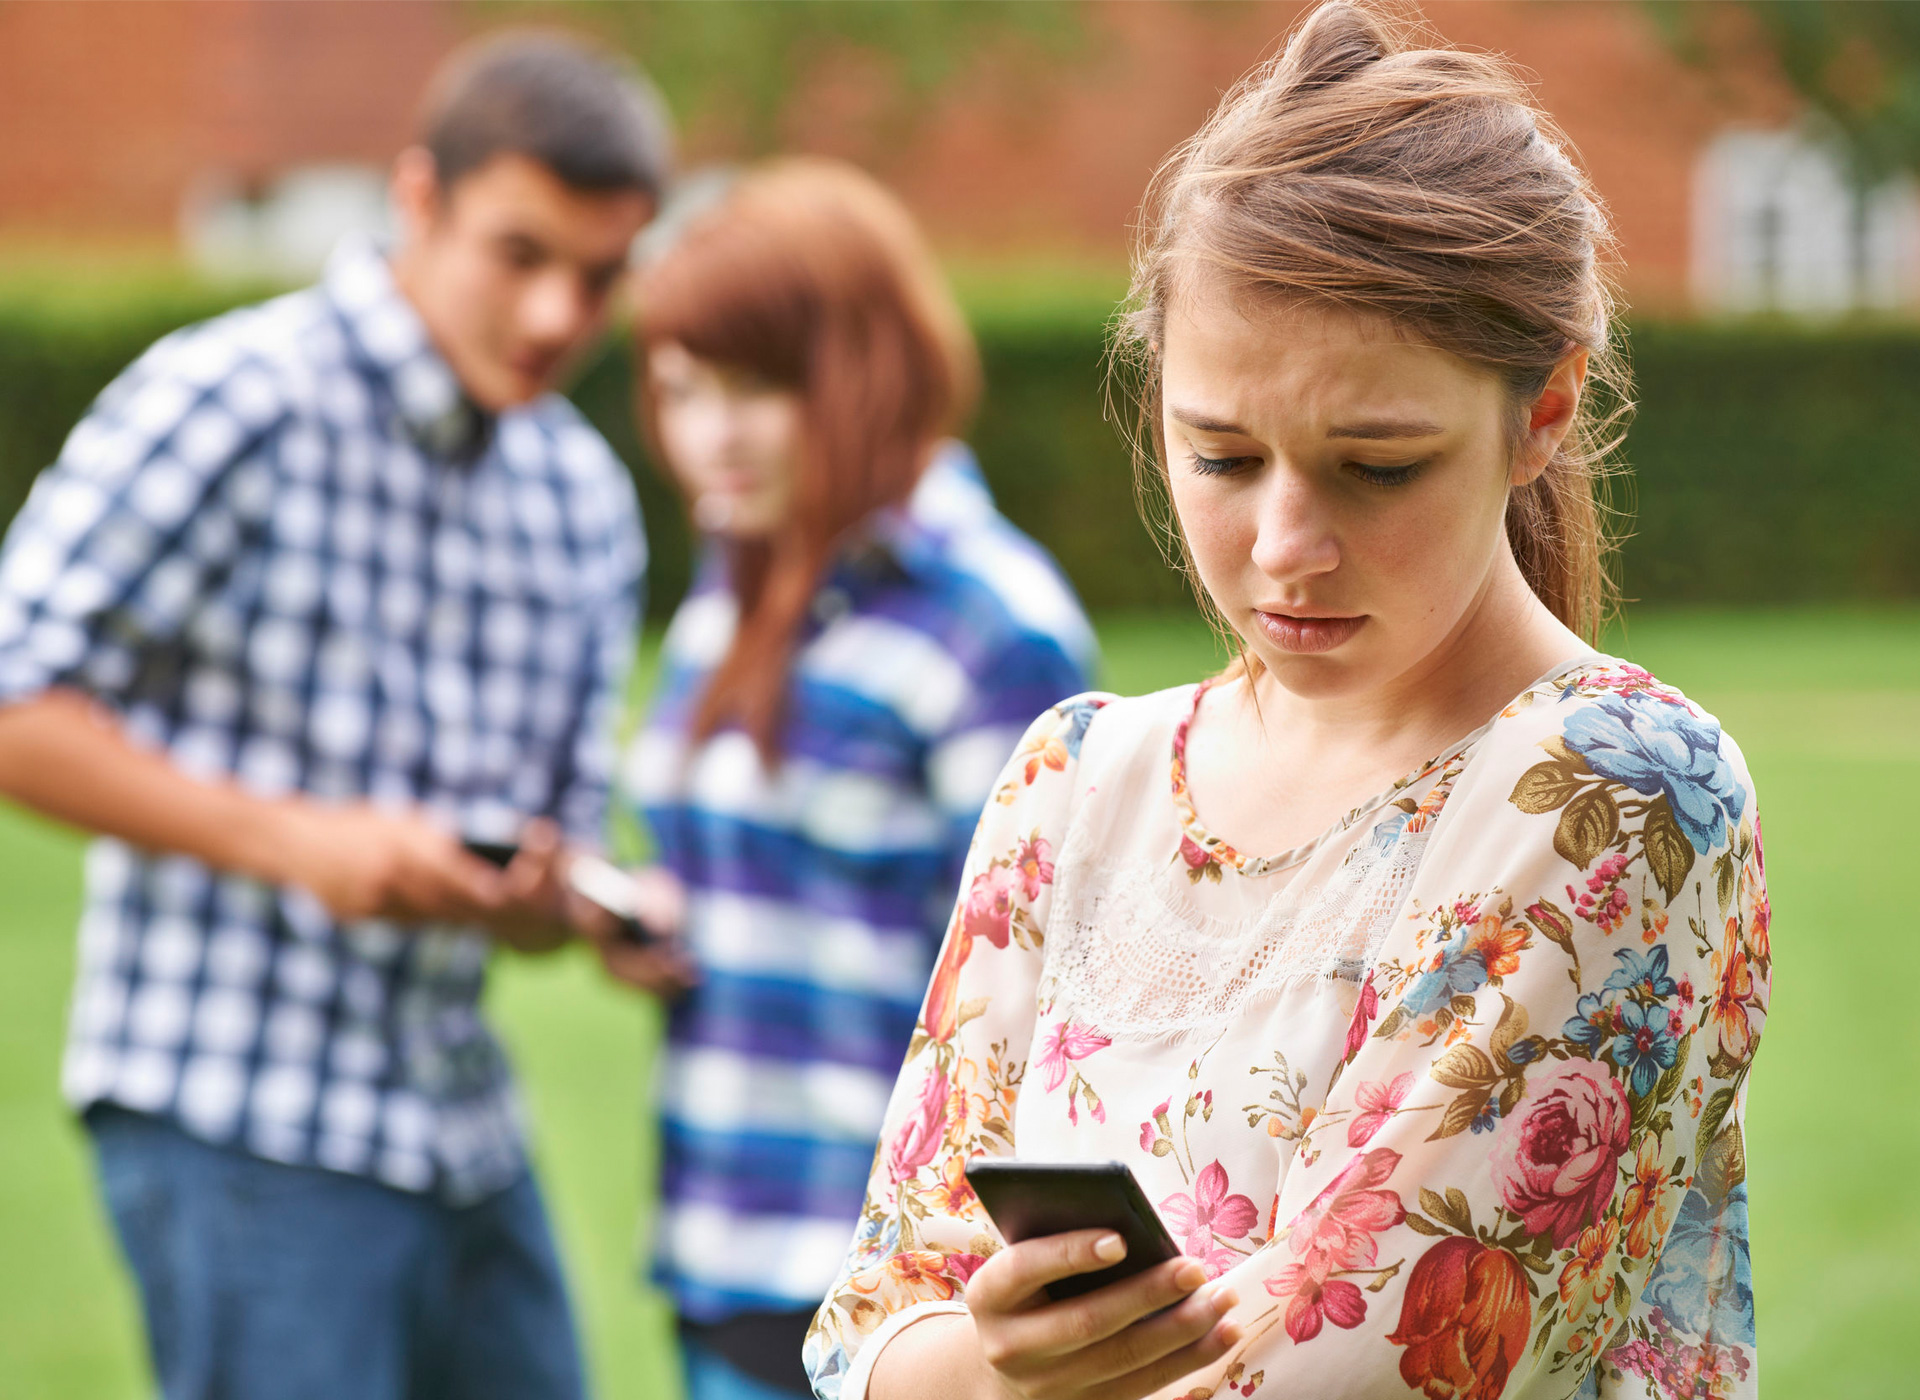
{"left": 1038, "top": 687, "right": 1481, "bottom": 1041}
{"left": 1039, "top": 662, "right": 1592, "bottom": 1041}
{"left": 1040, "top": 791, "right": 1440, "bottom": 1040}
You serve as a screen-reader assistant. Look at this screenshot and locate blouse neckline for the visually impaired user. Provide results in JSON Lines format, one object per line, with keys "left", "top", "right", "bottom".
{"left": 1168, "top": 651, "right": 1600, "bottom": 879}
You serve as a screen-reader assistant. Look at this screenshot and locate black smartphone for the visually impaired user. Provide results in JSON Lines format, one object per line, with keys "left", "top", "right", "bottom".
{"left": 963, "top": 1159, "right": 1181, "bottom": 1301}
{"left": 463, "top": 839, "right": 520, "bottom": 869}
{"left": 460, "top": 839, "right": 657, "bottom": 946}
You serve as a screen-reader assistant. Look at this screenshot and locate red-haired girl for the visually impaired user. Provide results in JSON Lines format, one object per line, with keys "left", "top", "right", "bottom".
{"left": 609, "top": 158, "right": 1094, "bottom": 1400}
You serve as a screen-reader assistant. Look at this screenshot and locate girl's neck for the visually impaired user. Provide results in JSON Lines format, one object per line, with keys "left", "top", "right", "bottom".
{"left": 1242, "top": 553, "right": 1586, "bottom": 772}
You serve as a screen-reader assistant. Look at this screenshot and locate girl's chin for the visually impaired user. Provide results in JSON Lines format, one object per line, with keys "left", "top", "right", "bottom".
{"left": 693, "top": 491, "right": 784, "bottom": 537}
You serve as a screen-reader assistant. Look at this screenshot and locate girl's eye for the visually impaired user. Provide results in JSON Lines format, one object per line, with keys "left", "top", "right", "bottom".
{"left": 1347, "top": 460, "right": 1428, "bottom": 488}
{"left": 1187, "top": 451, "right": 1257, "bottom": 477}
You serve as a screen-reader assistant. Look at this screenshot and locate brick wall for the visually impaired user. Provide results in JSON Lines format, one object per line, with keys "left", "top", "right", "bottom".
{"left": 0, "top": 0, "right": 1793, "bottom": 313}
{"left": 0, "top": 0, "right": 452, "bottom": 242}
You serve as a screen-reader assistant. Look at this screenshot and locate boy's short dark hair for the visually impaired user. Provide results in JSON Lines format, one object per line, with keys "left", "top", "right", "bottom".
{"left": 419, "top": 31, "right": 672, "bottom": 200}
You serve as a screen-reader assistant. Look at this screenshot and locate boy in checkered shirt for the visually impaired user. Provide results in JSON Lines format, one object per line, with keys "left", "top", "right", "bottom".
{"left": 0, "top": 33, "right": 665, "bottom": 1400}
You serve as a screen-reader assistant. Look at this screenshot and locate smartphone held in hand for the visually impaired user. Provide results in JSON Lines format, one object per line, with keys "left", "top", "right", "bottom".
{"left": 460, "top": 839, "right": 658, "bottom": 945}
{"left": 964, "top": 1159, "right": 1182, "bottom": 1301}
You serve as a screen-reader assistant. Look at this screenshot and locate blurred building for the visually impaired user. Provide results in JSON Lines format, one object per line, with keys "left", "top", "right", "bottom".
{"left": 1, "top": 0, "right": 1914, "bottom": 317}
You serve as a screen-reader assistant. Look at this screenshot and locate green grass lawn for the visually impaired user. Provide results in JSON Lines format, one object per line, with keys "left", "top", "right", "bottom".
{"left": 2, "top": 607, "right": 1915, "bottom": 1399}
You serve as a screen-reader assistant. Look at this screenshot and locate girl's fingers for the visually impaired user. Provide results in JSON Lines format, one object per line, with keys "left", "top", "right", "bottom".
{"left": 988, "top": 1256, "right": 1211, "bottom": 1362}
{"left": 1058, "top": 1278, "right": 1238, "bottom": 1385}
{"left": 969, "top": 1230, "right": 1136, "bottom": 1316}
{"left": 1111, "top": 1312, "right": 1243, "bottom": 1400}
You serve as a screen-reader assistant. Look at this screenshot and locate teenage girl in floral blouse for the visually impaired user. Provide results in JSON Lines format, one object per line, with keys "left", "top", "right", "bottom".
{"left": 804, "top": 6, "right": 1768, "bottom": 1400}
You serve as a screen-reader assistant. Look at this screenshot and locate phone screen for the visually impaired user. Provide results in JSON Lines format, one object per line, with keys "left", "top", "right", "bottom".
{"left": 964, "top": 1160, "right": 1182, "bottom": 1301}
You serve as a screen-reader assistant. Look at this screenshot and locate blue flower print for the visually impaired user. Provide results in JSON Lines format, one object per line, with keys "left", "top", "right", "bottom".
{"left": 1369, "top": 806, "right": 1413, "bottom": 856}
{"left": 1561, "top": 693, "right": 1745, "bottom": 854}
{"left": 852, "top": 1210, "right": 900, "bottom": 1260}
{"left": 1402, "top": 945, "right": 1490, "bottom": 1016}
{"left": 1563, "top": 989, "right": 1614, "bottom": 1053}
{"left": 809, "top": 1343, "right": 850, "bottom": 1400}
{"left": 1060, "top": 698, "right": 1101, "bottom": 759}
{"left": 1610, "top": 997, "right": 1681, "bottom": 1095}
{"left": 1603, "top": 945, "right": 1680, "bottom": 1003}
{"left": 1505, "top": 1035, "right": 1545, "bottom": 1066}
{"left": 1643, "top": 1183, "right": 1756, "bottom": 1345}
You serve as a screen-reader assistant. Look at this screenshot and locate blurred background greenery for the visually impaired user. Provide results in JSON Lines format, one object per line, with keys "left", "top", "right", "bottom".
{"left": 3, "top": 2, "right": 1919, "bottom": 1398}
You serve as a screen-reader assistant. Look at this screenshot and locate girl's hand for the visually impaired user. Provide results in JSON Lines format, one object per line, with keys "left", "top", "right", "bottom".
{"left": 589, "top": 864, "right": 700, "bottom": 999}
{"left": 964, "top": 1229, "right": 1241, "bottom": 1400}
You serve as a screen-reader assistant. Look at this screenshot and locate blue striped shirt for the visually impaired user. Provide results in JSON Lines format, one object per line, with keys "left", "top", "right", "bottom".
{"left": 626, "top": 449, "right": 1093, "bottom": 1319}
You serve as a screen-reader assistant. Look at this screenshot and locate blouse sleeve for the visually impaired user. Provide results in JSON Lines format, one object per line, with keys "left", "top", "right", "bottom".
{"left": 1177, "top": 674, "right": 1769, "bottom": 1400}
{"left": 805, "top": 694, "right": 1111, "bottom": 1400}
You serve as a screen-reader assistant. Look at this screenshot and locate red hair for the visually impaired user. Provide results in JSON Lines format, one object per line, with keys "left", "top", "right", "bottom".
{"left": 635, "top": 157, "right": 980, "bottom": 760}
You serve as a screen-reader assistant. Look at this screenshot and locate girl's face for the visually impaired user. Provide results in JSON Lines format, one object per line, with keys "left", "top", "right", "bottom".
{"left": 648, "top": 340, "right": 804, "bottom": 538}
{"left": 1160, "top": 289, "right": 1540, "bottom": 702}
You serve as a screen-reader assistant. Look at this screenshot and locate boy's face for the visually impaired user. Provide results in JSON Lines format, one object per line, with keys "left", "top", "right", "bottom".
{"left": 391, "top": 150, "right": 653, "bottom": 411}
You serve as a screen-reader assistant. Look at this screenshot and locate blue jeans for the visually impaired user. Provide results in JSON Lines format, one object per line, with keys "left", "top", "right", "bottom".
{"left": 87, "top": 1107, "right": 586, "bottom": 1400}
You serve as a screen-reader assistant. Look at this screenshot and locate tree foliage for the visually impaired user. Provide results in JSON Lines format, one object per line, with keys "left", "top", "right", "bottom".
{"left": 487, "top": 0, "right": 1091, "bottom": 156}
{"left": 1649, "top": 0, "right": 1920, "bottom": 184}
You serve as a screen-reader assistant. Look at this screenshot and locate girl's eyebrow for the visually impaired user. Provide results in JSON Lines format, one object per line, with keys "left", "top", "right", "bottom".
{"left": 1327, "top": 418, "right": 1445, "bottom": 440}
{"left": 1168, "top": 406, "right": 1247, "bottom": 435}
{"left": 1170, "top": 407, "right": 1446, "bottom": 441}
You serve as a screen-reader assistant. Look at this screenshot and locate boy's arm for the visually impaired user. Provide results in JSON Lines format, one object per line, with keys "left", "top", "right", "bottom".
{"left": 0, "top": 331, "right": 587, "bottom": 945}
{"left": 0, "top": 687, "right": 518, "bottom": 928}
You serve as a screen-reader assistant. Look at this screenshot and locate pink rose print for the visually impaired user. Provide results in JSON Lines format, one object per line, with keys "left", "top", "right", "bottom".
{"left": 887, "top": 1066, "right": 949, "bottom": 1184}
{"left": 1490, "top": 1060, "right": 1630, "bottom": 1248}
{"left": 1035, "top": 1020, "right": 1111, "bottom": 1093}
{"left": 962, "top": 865, "right": 1018, "bottom": 950}
{"left": 1348, "top": 1072, "right": 1416, "bottom": 1148}
{"left": 1266, "top": 1148, "right": 1406, "bottom": 1343}
{"left": 1344, "top": 972, "right": 1379, "bottom": 1061}
{"left": 1179, "top": 835, "right": 1211, "bottom": 871}
{"left": 1013, "top": 835, "right": 1055, "bottom": 902}
{"left": 1161, "top": 1161, "right": 1260, "bottom": 1277}
{"left": 947, "top": 1252, "right": 987, "bottom": 1284}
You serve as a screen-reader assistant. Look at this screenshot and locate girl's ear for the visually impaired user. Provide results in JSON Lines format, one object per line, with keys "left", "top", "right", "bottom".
{"left": 1512, "top": 347, "right": 1589, "bottom": 486}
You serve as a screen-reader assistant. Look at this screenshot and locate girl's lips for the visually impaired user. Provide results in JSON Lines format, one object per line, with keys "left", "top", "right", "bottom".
{"left": 1255, "top": 610, "right": 1365, "bottom": 654}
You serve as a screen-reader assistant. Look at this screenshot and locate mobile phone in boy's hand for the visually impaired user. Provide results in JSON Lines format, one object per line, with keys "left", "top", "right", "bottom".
{"left": 963, "top": 1160, "right": 1182, "bottom": 1301}
{"left": 462, "top": 839, "right": 520, "bottom": 870}
{"left": 460, "top": 839, "right": 658, "bottom": 945}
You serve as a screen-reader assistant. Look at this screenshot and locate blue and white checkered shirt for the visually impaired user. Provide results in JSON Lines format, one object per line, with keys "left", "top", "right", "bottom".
{"left": 0, "top": 238, "right": 644, "bottom": 1203}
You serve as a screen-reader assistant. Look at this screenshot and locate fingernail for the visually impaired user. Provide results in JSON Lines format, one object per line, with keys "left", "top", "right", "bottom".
{"left": 1211, "top": 1287, "right": 1239, "bottom": 1314}
{"left": 1175, "top": 1262, "right": 1207, "bottom": 1291}
{"left": 1094, "top": 1233, "right": 1126, "bottom": 1262}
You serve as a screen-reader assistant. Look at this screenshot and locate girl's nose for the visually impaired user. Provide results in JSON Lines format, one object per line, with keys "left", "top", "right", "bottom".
{"left": 1248, "top": 469, "right": 1340, "bottom": 586}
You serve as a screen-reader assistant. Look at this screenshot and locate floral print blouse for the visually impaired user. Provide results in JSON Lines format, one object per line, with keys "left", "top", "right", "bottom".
{"left": 804, "top": 657, "right": 1768, "bottom": 1400}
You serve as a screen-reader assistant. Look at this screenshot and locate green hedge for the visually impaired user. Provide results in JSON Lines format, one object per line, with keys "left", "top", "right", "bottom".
{"left": 2, "top": 285, "right": 1917, "bottom": 615}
